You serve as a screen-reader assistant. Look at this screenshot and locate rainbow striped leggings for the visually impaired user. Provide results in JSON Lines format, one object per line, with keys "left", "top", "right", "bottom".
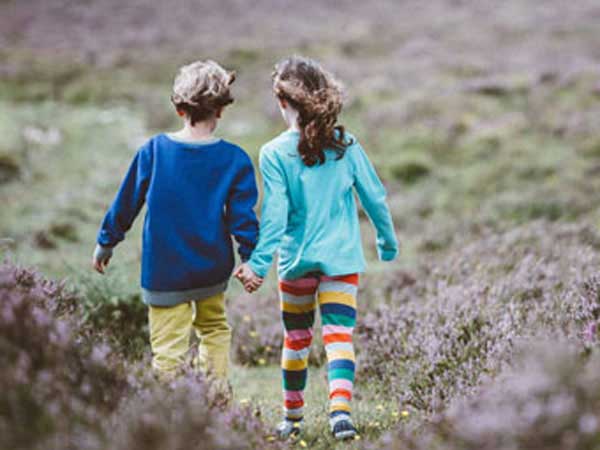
{"left": 279, "top": 273, "right": 358, "bottom": 421}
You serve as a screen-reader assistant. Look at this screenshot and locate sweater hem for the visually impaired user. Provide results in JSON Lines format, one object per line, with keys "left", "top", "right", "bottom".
{"left": 142, "top": 281, "right": 228, "bottom": 307}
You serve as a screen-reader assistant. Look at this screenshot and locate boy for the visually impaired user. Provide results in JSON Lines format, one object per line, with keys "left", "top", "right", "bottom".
{"left": 93, "top": 60, "right": 260, "bottom": 380}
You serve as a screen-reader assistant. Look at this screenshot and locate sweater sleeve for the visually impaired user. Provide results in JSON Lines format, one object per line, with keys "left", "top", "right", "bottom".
{"left": 352, "top": 141, "right": 399, "bottom": 261}
{"left": 226, "top": 151, "right": 259, "bottom": 262}
{"left": 247, "top": 147, "right": 289, "bottom": 278}
{"left": 96, "top": 144, "right": 153, "bottom": 248}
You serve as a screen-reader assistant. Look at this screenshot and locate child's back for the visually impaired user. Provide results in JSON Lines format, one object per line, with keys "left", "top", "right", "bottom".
{"left": 93, "top": 59, "right": 258, "bottom": 380}
{"left": 98, "top": 133, "right": 257, "bottom": 302}
{"left": 249, "top": 129, "right": 396, "bottom": 281}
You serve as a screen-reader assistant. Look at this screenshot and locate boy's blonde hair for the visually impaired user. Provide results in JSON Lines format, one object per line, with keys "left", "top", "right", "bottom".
{"left": 171, "top": 60, "right": 236, "bottom": 124}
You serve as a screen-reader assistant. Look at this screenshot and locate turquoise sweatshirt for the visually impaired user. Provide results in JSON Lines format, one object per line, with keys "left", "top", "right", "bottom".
{"left": 248, "top": 129, "right": 398, "bottom": 280}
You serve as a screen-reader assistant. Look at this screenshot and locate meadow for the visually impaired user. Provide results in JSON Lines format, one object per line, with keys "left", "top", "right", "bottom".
{"left": 1, "top": 1, "right": 600, "bottom": 449}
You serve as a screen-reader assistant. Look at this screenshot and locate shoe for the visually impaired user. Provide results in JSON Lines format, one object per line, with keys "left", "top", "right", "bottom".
{"left": 331, "top": 418, "right": 358, "bottom": 440}
{"left": 276, "top": 418, "right": 303, "bottom": 440}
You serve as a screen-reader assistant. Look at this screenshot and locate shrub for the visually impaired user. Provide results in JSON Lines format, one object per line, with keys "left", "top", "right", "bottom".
{"left": 376, "top": 341, "right": 600, "bottom": 450}
{"left": 0, "top": 262, "right": 127, "bottom": 450}
{"left": 0, "top": 262, "right": 283, "bottom": 450}
{"left": 74, "top": 270, "right": 148, "bottom": 359}
{"left": 229, "top": 290, "right": 325, "bottom": 366}
{"left": 229, "top": 291, "right": 282, "bottom": 366}
{"left": 578, "top": 137, "right": 600, "bottom": 159}
{"left": 357, "top": 221, "right": 600, "bottom": 413}
{"left": 48, "top": 222, "right": 79, "bottom": 242}
{"left": 0, "top": 137, "right": 27, "bottom": 185}
{"left": 482, "top": 188, "right": 590, "bottom": 223}
{"left": 389, "top": 157, "right": 432, "bottom": 184}
{"left": 0, "top": 152, "right": 21, "bottom": 184}
{"left": 107, "top": 372, "right": 283, "bottom": 450}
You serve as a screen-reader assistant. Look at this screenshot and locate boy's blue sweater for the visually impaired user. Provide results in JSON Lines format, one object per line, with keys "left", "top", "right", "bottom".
{"left": 97, "top": 134, "right": 259, "bottom": 292}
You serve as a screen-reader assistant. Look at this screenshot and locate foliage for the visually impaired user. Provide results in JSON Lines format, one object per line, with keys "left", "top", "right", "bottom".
{"left": 0, "top": 261, "right": 284, "bottom": 450}
{"left": 108, "top": 372, "right": 283, "bottom": 450}
{"left": 74, "top": 269, "right": 148, "bottom": 359}
{"left": 229, "top": 291, "right": 282, "bottom": 366}
{"left": 358, "top": 222, "right": 600, "bottom": 412}
{"left": 229, "top": 291, "right": 325, "bottom": 366}
{"left": 0, "top": 262, "right": 127, "bottom": 449}
{"left": 376, "top": 341, "right": 600, "bottom": 450}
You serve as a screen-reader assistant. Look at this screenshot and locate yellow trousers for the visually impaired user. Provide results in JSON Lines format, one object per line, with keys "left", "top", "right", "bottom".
{"left": 148, "top": 293, "right": 231, "bottom": 380}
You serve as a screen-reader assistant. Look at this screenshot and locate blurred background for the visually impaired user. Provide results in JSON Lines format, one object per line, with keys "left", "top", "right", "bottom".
{"left": 2, "top": 0, "right": 599, "bottom": 282}
{"left": 1, "top": 1, "right": 600, "bottom": 449}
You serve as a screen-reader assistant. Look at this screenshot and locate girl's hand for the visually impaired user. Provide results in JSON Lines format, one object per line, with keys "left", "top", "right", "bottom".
{"left": 234, "top": 263, "right": 263, "bottom": 293}
{"left": 92, "top": 245, "right": 113, "bottom": 274}
{"left": 244, "top": 274, "right": 263, "bottom": 293}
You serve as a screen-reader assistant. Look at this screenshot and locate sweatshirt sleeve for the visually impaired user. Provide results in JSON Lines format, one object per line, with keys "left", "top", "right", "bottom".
{"left": 247, "top": 147, "right": 289, "bottom": 278}
{"left": 226, "top": 151, "right": 259, "bottom": 262}
{"left": 352, "top": 141, "right": 399, "bottom": 261}
{"left": 96, "top": 144, "right": 153, "bottom": 248}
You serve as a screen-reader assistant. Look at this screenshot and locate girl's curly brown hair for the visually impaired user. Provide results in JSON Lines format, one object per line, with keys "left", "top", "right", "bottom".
{"left": 273, "top": 56, "right": 352, "bottom": 166}
{"left": 171, "top": 60, "right": 236, "bottom": 125}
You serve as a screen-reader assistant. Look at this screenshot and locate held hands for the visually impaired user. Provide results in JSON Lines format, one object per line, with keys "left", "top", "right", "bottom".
{"left": 234, "top": 263, "right": 263, "bottom": 293}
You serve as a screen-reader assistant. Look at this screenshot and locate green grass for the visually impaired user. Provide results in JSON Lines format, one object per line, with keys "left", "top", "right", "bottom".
{"left": 231, "top": 365, "right": 411, "bottom": 449}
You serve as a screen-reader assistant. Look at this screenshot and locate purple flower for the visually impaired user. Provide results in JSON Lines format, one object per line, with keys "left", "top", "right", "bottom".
{"left": 584, "top": 322, "right": 597, "bottom": 342}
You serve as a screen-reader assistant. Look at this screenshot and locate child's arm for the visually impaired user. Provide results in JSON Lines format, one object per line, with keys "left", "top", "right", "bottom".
{"left": 247, "top": 148, "right": 289, "bottom": 278}
{"left": 352, "top": 141, "right": 399, "bottom": 261}
{"left": 93, "top": 145, "right": 152, "bottom": 272}
{"left": 226, "top": 153, "right": 259, "bottom": 262}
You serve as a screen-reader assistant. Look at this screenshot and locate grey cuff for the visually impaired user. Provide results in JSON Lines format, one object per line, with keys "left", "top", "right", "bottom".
{"left": 94, "top": 244, "right": 113, "bottom": 262}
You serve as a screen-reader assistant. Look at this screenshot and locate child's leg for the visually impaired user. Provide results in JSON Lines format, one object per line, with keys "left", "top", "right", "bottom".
{"left": 192, "top": 292, "right": 231, "bottom": 379}
{"left": 148, "top": 302, "right": 194, "bottom": 380}
{"left": 280, "top": 276, "right": 319, "bottom": 422}
{"left": 317, "top": 274, "right": 359, "bottom": 421}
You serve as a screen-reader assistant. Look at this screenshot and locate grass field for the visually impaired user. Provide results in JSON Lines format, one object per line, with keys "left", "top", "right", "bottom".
{"left": 230, "top": 365, "right": 410, "bottom": 448}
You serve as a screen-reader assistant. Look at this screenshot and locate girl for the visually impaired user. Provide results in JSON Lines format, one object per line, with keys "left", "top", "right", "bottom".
{"left": 236, "top": 56, "right": 398, "bottom": 440}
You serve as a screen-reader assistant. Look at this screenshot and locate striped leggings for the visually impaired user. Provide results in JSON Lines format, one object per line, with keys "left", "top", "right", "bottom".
{"left": 279, "top": 273, "right": 358, "bottom": 421}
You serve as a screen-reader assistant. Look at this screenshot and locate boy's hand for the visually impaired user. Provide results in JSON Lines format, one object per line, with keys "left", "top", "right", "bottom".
{"left": 92, "top": 245, "right": 113, "bottom": 274}
{"left": 234, "top": 263, "right": 263, "bottom": 293}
